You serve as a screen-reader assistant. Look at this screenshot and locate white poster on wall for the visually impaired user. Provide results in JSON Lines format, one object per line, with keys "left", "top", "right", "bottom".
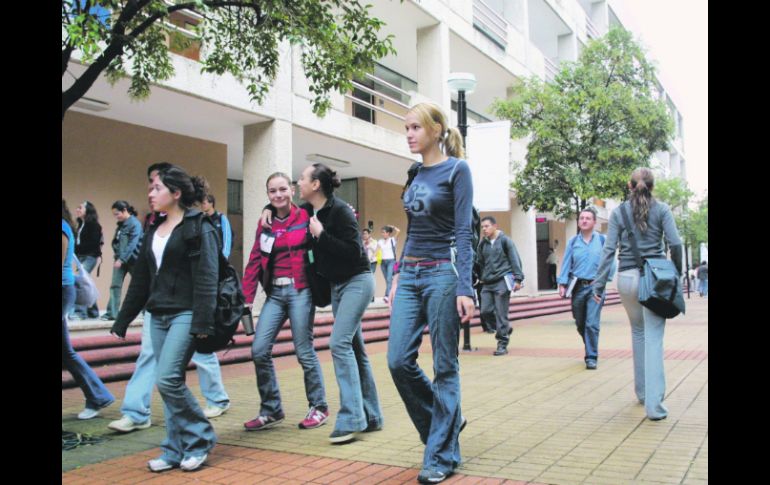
{"left": 466, "top": 120, "right": 511, "bottom": 211}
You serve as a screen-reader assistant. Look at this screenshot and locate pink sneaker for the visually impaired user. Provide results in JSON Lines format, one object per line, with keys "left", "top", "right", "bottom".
{"left": 299, "top": 406, "right": 329, "bottom": 429}
{"left": 244, "top": 411, "right": 285, "bottom": 431}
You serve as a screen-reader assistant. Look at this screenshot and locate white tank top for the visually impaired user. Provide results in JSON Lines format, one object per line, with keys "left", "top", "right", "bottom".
{"left": 152, "top": 232, "right": 170, "bottom": 270}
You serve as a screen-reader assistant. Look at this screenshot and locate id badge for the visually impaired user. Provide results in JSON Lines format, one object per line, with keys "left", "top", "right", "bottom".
{"left": 260, "top": 233, "right": 276, "bottom": 254}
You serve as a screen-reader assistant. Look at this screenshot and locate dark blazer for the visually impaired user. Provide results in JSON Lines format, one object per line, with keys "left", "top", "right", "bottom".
{"left": 111, "top": 209, "right": 218, "bottom": 337}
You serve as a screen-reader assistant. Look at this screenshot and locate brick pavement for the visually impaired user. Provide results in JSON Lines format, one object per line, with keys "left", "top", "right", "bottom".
{"left": 63, "top": 296, "right": 707, "bottom": 484}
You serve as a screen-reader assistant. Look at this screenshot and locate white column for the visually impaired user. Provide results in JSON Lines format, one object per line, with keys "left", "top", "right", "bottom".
{"left": 416, "top": 22, "right": 451, "bottom": 114}
{"left": 558, "top": 33, "right": 578, "bottom": 62}
{"left": 242, "top": 120, "right": 293, "bottom": 271}
{"left": 509, "top": 200, "right": 539, "bottom": 296}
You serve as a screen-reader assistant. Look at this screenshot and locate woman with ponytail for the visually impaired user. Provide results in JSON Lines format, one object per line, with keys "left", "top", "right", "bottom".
{"left": 387, "top": 102, "right": 474, "bottom": 484}
{"left": 592, "top": 167, "right": 683, "bottom": 421}
{"left": 101, "top": 200, "right": 143, "bottom": 320}
{"left": 111, "top": 165, "right": 218, "bottom": 472}
{"left": 259, "top": 163, "right": 384, "bottom": 444}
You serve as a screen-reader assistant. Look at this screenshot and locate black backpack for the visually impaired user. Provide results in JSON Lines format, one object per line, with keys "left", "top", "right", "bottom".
{"left": 401, "top": 161, "right": 482, "bottom": 284}
{"left": 183, "top": 213, "right": 245, "bottom": 353}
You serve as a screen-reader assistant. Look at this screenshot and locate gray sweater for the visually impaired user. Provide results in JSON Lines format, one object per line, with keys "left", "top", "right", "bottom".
{"left": 593, "top": 200, "right": 682, "bottom": 295}
{"left": 478, "top": 231, "right": 524, "bottom": 284}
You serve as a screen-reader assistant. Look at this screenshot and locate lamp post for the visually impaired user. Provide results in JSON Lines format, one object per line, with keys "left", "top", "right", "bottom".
{"left": 448, "top": 72, "right": 477, "bottom": 352}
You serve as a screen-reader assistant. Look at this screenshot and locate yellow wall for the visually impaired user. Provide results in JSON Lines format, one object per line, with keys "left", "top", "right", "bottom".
{"left": 358, "top": 177, "right": 408, "bottom": 297}
{"left": 62, "top": 111, "right": 228, "bottom": 312}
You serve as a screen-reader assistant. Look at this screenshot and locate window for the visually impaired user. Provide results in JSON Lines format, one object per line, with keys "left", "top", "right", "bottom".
{"left": 227, "top": 179, "right": 243, "bottom": 215}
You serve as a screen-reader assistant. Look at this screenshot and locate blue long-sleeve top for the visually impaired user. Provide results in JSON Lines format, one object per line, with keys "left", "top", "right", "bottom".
{"left": 401, "top": 157, "right": 474, "bottom": 297}
{"left": 218, "top": 212, "right": 232, "bottom": 259}
{"left": 557, "top": 231, "right": 616, "bottom": 286}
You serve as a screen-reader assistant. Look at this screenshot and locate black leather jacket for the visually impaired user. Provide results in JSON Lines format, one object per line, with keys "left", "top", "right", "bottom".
{"left": 111, "top": 209, "right": 218, "bottom": 337}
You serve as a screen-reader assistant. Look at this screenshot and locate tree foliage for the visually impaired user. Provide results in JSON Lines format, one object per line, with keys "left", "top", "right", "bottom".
{"left": 655, "top": 177, "right": 708, "bottom": 264}
{"left": 62, "top": 0, "right": 397, "bottom": 120}
{"left": 492, "top": 27, "right": 674, "bottom": 219}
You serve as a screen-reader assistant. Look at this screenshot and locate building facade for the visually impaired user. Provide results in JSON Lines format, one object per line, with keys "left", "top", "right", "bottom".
{"left": 62, "top": 0, "right": 686, "bottom": 309}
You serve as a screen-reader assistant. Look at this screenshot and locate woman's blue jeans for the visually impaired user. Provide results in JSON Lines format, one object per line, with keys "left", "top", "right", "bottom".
{"left": 329, "top": 272, "right": 383, "bottom": 432}
{"left": 381, "top": 259, "right": 395, "bottom": 297}
{"left": 387, "top": 262, "right": 463, "bottom": 474}
{"left": 73, "top": 255, "right": 100, "bottom": 318}
{"left": 119, "top": 312, "right": 230, "bottom": 424}
{"left": 617, "top": 269, "right": 668, "bottom": 420}
{"left": 150, "top": 311, "right": 217, "bottom": 464}
{"left": 62, "top": 285, "right": 114, "bottom": 410}
{"left": 251, "top": 285, "right": 327, "bottom": 415}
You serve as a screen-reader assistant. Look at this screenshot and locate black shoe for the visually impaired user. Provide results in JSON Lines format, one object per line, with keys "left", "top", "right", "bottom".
{"left": 417, "top": 469, "right": 451, "bottom": 484}
{"left": 329, "top": 429, "right": 356, "bottom": 444}
{"left": 363, "top": 421, "right": 383, "bottom": 432}
{"left": 99, "top": 315, "right": 114, "bottom": 321}
{"left": 585, "top": 360, "right": 597, "bottom": 370}
{"left": 649, "top": 415, "right": 668, "bottom": 421}
{"left": 493, "top": 346, "right": 508, "bottom": 356}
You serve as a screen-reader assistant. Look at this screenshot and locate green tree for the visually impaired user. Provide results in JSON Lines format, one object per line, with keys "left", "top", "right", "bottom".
{"left": 492, "top": 27, "right": 674, "bottom": 221}
{"left": 62, "top": 0, "right": 397, "bottom": 121}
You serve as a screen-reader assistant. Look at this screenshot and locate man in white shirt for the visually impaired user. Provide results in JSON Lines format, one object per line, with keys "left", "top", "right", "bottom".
{"left": 377, "top": 225, "right": 400, "bottom": 303}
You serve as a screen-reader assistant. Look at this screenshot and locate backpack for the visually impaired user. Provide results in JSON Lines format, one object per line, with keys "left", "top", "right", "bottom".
{"left": 183, "top": 213, "right": 246, "bottom": 353}
{"left": 401, "top": 161, "right": 482, "bottom": 284}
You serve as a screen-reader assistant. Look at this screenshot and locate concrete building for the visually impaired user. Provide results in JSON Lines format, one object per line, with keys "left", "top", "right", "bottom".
{"left": 62, "top": 0, "right": 685, "bottom": 310}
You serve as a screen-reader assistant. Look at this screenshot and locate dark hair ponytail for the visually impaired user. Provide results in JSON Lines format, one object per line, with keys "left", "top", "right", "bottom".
{"left": 629, "top": 167, "right": 655, "bottom": 232}
{"left": 310, "top": 163, "right": 342, "bottom": 198}
{"left": 112, "top": 200, "right": 137, "bottom": 216}
{"left": 156, "top": 165, "right": 210, "bottom": 209}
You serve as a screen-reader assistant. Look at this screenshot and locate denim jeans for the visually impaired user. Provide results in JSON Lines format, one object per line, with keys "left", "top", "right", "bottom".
{"left": 387, "top": 262, "right": 463, "bottom": 474}
{"left": 381, "top": 259, "right": 395, "bottom": 297}
{"left": 329, "top": 272, "right": 383, "bottom": 432}
{"left": 105, "top": 263, "right": 129, "bottom": 318}
{"left": 571, "top": 283, "right": 605, "bottom": 362}
{"left": 150, "top": 311, "right": 217, "bottom": 464}
{"left": 62, "top": 285, "right": 115, "bottom": 410}
{"left": 73, "top": 255, "right": 100, "bottom": 318}
{"left": 480, "top": 279, "right": 511, "bottom": 345}
{"left": 699, "top": 279, "right": 708, "bottom": 297}
{"left": 120, "top": 312, "right": 230, "bottom": 424}
{"left": 370, "top": 262, "right": 377, "bottom": 274}
{"left": 617, "top": 269, "right": 668, "bottom": 420}
{"left": 251, "top": 285, "right": 326, "bottom": 416}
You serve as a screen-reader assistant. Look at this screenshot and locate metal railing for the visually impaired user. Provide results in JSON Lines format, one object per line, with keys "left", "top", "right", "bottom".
{"left": 544, "top": 57, "right": 559, "bottom": 81}
{"left": 346, "top": 71, "right": 413, "bottom": 125}
{"left": 473, "top": 0, "right": 508, "bottom": 49}
{"left": 586, "top": 16, "right": 600, "bottom": 39}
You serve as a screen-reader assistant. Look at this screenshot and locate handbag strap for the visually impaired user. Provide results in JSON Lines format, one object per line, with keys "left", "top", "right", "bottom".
{"left": 619, "top": 202, "right": 645, "bottom": 276}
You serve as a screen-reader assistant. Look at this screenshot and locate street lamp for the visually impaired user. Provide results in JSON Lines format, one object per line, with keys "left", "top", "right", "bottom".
{"left": 448, "top": 72, "right": 477, "bottom": 352}
{"left": 448, "top": 72, "right": 477, "bottom": 147}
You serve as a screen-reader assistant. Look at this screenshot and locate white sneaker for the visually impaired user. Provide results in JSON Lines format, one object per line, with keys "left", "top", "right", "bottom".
{"left": 77, "top": 408, "right": 100, "bottom": 420}
{"left": 148, "top": 458, "right": 176, "bottom": 472}
{"left": 204, "top": 403, "right": 230, "bottom": 419}
{"left": 180, "top": 453, "right": 208, "bottom": 471}
{"left": 108, "top": 415, "right": 151, "bottom": 433}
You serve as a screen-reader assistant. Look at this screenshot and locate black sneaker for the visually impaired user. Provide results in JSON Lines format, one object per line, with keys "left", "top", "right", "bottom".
{"left": 363, "top": 420, "right": 383, "bottom": 432}
{"left": 585, "top": 360, "right": 597, "bottom": 370}
{"left": 417, "top": 469, "right": 450, "bottom": 484}
{"left": 329, "top": 429, "right": 356, "bottom": 444}
{"left": 493, "top": 345, "right": 508, "bottom": 356}
{"left": 99, "top": 314, "right": 114, "bottom": 321}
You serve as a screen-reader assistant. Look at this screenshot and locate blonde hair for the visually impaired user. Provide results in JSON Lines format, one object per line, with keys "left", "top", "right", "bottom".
{"left": 407, "top": 102, "right": 465, "bottom": 159}
{"left": 629, "top": 167, "right": 655, "bottom": 232}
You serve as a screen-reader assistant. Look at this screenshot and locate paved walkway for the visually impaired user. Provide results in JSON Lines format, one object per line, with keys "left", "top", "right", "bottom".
{"left": 62, "top": 297, "right": 708, "bottom": 484}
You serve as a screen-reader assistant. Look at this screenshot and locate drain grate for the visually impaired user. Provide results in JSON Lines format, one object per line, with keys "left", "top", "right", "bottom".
{"left": 62, "top": 429, "right": 110, "bottom": 451}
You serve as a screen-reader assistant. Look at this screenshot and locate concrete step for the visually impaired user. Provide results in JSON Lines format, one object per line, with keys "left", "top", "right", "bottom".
{"left": 62, "top": 291, "right": 620, "bottom": 388}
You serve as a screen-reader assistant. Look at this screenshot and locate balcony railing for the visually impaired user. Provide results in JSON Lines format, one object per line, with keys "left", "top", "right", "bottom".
{"left": 544, "top": 58, "right": 559, "bottom": 81}
{"left": 346, "top": 67, "right": 415, "bottom": 132}
{"left": 473, "top": 0, "right": 508, "bottom": 50}
{"left": 162, "top": 9, "right": 201, "bottom": 61}
{"left": 586, "top": 16, "right": 600, "bottom": 39}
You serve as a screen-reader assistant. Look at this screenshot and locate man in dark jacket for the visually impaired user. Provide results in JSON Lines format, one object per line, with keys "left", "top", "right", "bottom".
{"left": 477, "top": 217, "right": 524, "bottom": 356}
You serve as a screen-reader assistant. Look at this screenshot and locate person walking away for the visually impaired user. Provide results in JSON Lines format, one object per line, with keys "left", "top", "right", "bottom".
{"left": 72, "top": 200, "right": 103, "bottom": 319}
{"left": 592, "top": 167, "right": 683, "bottom": 421}
{"left": 377, "top": 225, "right": 400, "bottom": 303}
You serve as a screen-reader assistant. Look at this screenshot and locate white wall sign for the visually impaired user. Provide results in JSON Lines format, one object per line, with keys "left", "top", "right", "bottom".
{"left": 466, "top": 120, "right": 511, "bottom": 211}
